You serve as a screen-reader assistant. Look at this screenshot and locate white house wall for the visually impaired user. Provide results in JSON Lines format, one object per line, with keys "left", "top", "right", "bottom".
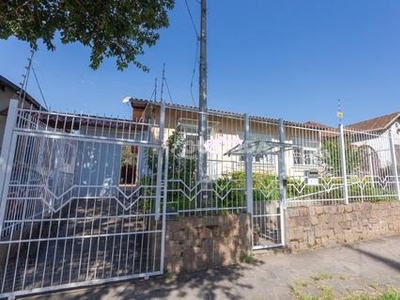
{"left": 352, "top": 122, "right": 400, "bottom": 169}
{"left": 160, "top": 124, "right": 320, "bottom": 180}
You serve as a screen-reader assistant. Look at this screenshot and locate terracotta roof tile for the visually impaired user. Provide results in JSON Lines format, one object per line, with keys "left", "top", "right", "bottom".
{"left": 347, "top": 111, "right": 400, "bottom": 132}
{"left": 303, "top": 121, "right": 336, "bottom": 130}
{"left": 130, "top": 98, "right": 336, "bottom": 130}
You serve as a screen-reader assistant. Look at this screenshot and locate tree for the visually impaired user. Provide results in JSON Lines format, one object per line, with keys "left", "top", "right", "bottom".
{"left": 321, "top": 136, "right": 361, "bottom": 176}
{"left": 0, "top": 0, "right": 175, "bottom": 70}
{"left": 146, "top": 130, "right": 196, "bottom": 186}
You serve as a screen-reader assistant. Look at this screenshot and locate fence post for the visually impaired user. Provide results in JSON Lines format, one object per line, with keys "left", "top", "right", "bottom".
{"left": 155, "top": 101, "right": 166, "bottom": 220}
{"left": 0, "top": 99, "right": 19, "bottom": 232}
{"left": 278, "top": 119, "right": 287, "bottom": 208}
{"left": 339, "top": 124, "right": 349, "bottom": 204}
{"left": 278, "top": 119, "right": 287, "bottom": 246}
{"left": 160, "top": 145, "right": 169, "bottom": 274}
{"left": 389, "top": 129, "right": 400, "bottom": 200}
{"left": 244, "top": 114, "right": 253, "bottom": 214}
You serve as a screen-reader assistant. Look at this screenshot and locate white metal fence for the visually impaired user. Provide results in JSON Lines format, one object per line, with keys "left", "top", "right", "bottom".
{"left": 135, "top": 100, "right": 399, "bottom": 248}
{"left": 0, "top": 100, "right": 167, "bottom": 298}
{"left": 0, "top": 98, "right": 399, "bottom": 297}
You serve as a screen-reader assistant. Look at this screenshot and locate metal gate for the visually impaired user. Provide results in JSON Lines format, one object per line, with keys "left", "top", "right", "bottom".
{"left": 252, "top": 177, "right": 284, "bottom": 249}
{"left": 224, "top": 117, "right": 295, "bottom": 250}
{"left": 0, "top": 100, "right": 167, "bottom": 298}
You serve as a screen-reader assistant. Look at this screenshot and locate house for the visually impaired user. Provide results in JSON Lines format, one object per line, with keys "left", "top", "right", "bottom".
{"left": 129, "top": 99, "right": 334, "bottom": 183}
{"left": 347, "top": 111, "right": 400, "bottom": 177}
{"left": 0, "top": 75, "right": 45, "bottom": 151}
{"left": 0, "top": 75, "right": 143, "bottom": 221}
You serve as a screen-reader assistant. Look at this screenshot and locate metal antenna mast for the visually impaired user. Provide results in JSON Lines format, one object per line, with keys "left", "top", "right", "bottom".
{"left": 160, "top": 63, "right": 166, "bottom": 102}
{"left": 197, "top": 0, "right": 208, "bottom": 185}
{"left": 20, "top": 50, "right": 35, "bottom": 105}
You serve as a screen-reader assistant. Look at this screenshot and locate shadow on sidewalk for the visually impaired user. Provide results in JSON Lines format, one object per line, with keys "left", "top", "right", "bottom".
{"left": 344, "top": 242, "right": 400, "bottom": 273}
{"left": 20, "top": 260, "right": 264, "bottom": 300}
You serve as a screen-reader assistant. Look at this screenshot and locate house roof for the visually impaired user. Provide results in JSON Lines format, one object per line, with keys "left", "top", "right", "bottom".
{"left": 0, "top": 74, "right": 45, "bottom": 110}
{"left": 130, "top": 98, "right": 336, "bottom": 131}
{"left": 304, "top": 121, "right": 336, "bottom": 130}
{"left": 347, "top": 111, "right": 400, "bottom": 132}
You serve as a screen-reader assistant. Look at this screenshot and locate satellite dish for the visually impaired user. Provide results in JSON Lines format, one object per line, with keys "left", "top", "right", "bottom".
{"left": 122, "top": 96, "right": 133, "bottom": 103}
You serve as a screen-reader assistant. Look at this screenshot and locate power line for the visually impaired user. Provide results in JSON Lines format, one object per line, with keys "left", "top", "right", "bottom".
{"left": 185, "top": 0, "right": 201, "bottom": 107}
{"left": 185, "top": 0, "right": 199, "bottom": 38}
{"left": 20, "top": 50, "right": 34, "bottom": 105}
{"left": 31, "top": 66, "right": 49, "bottom": 109}
{"left": 164, "top": 78, "right": 174, "bottom": 104}
{"left": 190, "top": 40, "right": 199, "bottom": 106}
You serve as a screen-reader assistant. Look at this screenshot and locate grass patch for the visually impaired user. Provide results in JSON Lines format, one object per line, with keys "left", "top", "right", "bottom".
{"left": 310, "top": 273, "right": 333, "bottom": 281}
{"left": 289, "top": 285, "right": 400, "bottom": 300}
{"left": 241, "top": 254, "right": 256, "bottom": 264}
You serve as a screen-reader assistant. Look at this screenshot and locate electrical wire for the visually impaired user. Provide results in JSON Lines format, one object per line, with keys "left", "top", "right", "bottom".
{"left": 20, "top": 50, "right": 34, "bottom": 106}
{"left": 164, "top": 78, "right": 174, "bottom": 104}
{"left": 31, "top": 66, "right": 49, "bottom": 109}
{"left": 190, "top": 40, "right": 200, "bottom": 106}
{"left": 185, "top": 0, "right": 199, "bottom": 38}
{"left": 185, "top": 0, "right": 201, "bottom": 107}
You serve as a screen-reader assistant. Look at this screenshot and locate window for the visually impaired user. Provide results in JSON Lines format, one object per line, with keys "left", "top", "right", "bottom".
{"left": 177, "top": 119, "right": 212, "bottom": 158}
{"left": 292, "top": 137, "right": 319, "bottom": 166}
{"left": 184, "top": 132, "right": 198, "bottom": 158}
{"left": 254, "top": 153, "right": 274, "bottom": 165}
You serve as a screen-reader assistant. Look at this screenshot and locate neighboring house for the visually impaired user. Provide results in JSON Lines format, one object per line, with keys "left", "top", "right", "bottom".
{"left": 347, "top": 111, "right": 400, "bottom": 177}
{"left": 0, "top": 75, "right": 135, "bottom": 210}
{"left": 0, "top": 75, "right": 44, "bottom": 151}
{"left": 129, "top": 99, "right": 331, "bottom": 181}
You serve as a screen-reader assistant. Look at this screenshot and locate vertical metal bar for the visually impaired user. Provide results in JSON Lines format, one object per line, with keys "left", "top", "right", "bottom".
{"left": 244, "top": 114, "right": 253, "bottom": 214}
{"left": 389, "top": 129, "right": 400, "bottom": 200}
{"left": 160, "top": 147, "right": 169, "bottom": 274}
{"left": 278, "top": 119, "right": 286, "bottom": 246}
{"left": 368, "top": 147, "right": 375, "bottom": 188}
{"left": 339, "top": 124, "right": 349, "bottom": 204}
{"left": 0, "top": 99, "right": 19, "bottom": 233}
{"left": 155, "top": 102, "right": 165, "bottom": 221}
{"left": 278, "top": 119, "right": 287, "bottom": 208}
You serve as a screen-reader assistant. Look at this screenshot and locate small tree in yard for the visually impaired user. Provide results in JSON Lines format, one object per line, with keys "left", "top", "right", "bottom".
{"left": 321, "top": 137, "right": 361, "bottom": 177}
{"left": 145, "top": 130, "right": 196, "bottom": 187}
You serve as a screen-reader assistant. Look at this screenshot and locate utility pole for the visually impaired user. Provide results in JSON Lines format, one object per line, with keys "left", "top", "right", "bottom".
{"left": 197, "top": 0, "right": 208, "bottom": 187}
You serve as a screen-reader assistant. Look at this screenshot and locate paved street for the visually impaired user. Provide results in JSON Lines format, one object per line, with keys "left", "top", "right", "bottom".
{"left": 22, "top": 235, "right": 400, "bottom": 299}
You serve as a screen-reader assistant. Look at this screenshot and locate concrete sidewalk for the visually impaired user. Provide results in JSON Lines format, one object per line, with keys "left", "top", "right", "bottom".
{"left": 23, "top": 235, "right": 400, "bottom": 300}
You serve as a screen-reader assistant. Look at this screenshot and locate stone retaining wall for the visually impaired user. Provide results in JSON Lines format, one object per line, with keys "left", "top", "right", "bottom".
{"left": 286, "top": 201, "right": 400, "bottom": 251}
{"left": 164, "top": 213, "right": 251, "bottom": 273}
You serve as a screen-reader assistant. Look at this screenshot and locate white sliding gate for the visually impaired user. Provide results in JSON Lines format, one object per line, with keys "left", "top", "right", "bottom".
{"left": 0, "top": 100, "right": 167, "bottom": 298}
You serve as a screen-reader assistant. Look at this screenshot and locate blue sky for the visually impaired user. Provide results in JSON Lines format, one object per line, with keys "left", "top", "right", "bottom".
{"left": 1, "top": 0, "right": 399, "bottom": 126}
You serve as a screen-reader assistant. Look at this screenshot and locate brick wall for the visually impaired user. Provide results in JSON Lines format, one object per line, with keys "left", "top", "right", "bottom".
{"left": 165, "top": 213, "right": 251, "bottom": 273}
{"left": 286, "top": 201, "right": 400, "bottom": 251}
